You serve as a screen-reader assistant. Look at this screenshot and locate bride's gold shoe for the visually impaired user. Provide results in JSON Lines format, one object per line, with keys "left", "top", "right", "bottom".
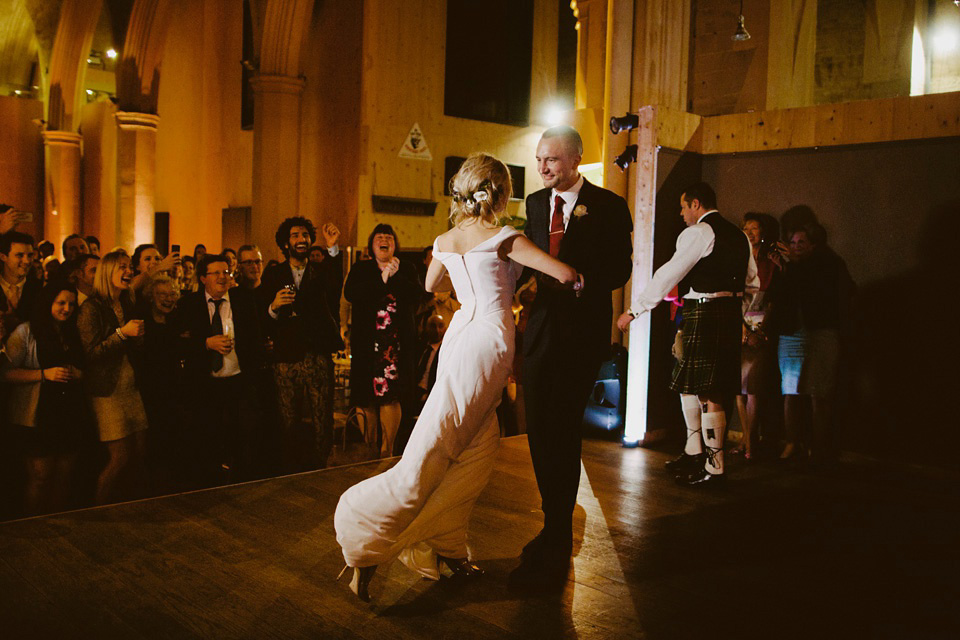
{"left": 437, "top": 555, "right": 485, "bottom": 579}
{"left": 337, "top": 564, "right": 377, "bottom": 602}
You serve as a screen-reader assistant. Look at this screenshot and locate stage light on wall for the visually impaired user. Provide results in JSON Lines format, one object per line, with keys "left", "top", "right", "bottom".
{"left": 544, "top": 102, "right": 569, "bottom": 127}
{"left": 933, "top": 25, "right": 959, "bottom": 53}
{"left": 731, "top": 0, "right": 751, "bottom": 42}
{"left": 613, "top": 145, "right": 638, "bottom": 172}
{"left": 609, "top": 113, "right": 639, "bottom": 134}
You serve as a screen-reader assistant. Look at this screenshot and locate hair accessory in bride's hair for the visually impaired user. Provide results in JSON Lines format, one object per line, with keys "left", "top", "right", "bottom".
{"left": 472, "top": 180, "right": 493, "bottom": 204}
{"left": 453, "top": 180, "right": 493, "bottom": 208}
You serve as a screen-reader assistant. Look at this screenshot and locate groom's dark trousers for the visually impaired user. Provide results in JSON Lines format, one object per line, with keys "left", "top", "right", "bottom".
{"left": 521, "top": 178, "right": 633, "bottom": 539}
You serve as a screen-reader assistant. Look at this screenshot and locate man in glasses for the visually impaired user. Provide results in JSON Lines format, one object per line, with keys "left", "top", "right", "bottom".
{"left": 236, "top": 244, "right": 264, "bottom": 290}
{"left": 174, "top": 254, "right": 265, "bottom": 485}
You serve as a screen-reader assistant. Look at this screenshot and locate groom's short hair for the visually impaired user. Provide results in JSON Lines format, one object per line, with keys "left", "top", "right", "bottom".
{"left": 541, "top": 126, "right": 583, "bottom": 156}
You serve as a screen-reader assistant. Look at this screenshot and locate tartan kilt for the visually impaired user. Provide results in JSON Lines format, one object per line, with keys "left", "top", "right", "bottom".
{"left": 669, "top": 297, "right": 741, "bottom": 396}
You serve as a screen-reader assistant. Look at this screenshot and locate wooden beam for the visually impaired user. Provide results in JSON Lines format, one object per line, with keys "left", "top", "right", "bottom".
{"left": 653, "top": 105, "right": 702, "bottom": 152}
{"left": 691, "top": 91, "right": 960, "bottom": 154}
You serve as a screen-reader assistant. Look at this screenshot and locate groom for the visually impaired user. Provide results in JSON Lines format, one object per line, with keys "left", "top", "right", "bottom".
{"left": 516, "top": 126, "right": 633, "bottom": 582}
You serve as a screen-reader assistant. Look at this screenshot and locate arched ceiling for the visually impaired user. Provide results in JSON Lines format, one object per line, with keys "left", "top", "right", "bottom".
{"left": 0, "top": 0, "right": 49, "bottom": 95}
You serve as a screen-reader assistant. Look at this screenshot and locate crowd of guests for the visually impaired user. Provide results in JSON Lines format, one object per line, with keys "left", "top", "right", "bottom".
{"left": 732, "top": 207, "right": 855, "bottom": 463}
{"left": 0, "top": 204, "right": 466, "bottom": 519}
{"left": 0, "top": 196, "right": 854, "bottom": 518}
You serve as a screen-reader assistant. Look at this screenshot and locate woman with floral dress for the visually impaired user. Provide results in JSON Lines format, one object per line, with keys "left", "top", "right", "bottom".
{"left": 345, "top": 224, "right": 420, "bottom": 457}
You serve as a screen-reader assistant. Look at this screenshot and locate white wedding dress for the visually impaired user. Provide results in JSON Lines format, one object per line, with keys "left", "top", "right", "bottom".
{"left": 335, "top": 226, "right": 523, "bottom": 578}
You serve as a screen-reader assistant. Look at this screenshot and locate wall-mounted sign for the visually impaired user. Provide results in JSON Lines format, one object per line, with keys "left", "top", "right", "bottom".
{"left": 398, "top": 123, "right": 432, "bottom": 161}
{"left": 372, "top": 195, "right": 438, "bottom": 216}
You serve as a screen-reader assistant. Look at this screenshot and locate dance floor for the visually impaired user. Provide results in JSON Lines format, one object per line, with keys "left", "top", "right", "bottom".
{"left": 0, "top": 435, "right": 957, "bottom": 639}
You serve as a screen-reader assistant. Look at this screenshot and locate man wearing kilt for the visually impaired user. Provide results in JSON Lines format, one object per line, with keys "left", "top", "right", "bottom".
{"left": 618, "top": 183, "right": 758, "bottom": 487}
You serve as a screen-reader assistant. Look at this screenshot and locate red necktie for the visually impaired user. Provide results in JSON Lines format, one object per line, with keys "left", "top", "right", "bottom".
{"left": 549, "top": 195, "right": 565, "bottom": 257}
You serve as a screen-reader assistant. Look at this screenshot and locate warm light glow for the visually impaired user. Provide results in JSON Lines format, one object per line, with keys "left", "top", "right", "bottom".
{"left": 106, "top": 48, "right": 118, "bottom": 59}
{"left": 578, "top": 162, "right": 604, "bottom": 188}
{"left": 544, "top": 103, "right": 568, "bottom": 127}
{"left": 933, "top": 26, "right": 959, "bottom": 53}
{"left": 911, "top": 25, "right": 926, "bottom": 96}
{"left": 623, "top": 312, "right": 651, "bottom": 445}
{"left": 86, "top": 89, "right": 95, "bottom": 96}
{"left": 52, "top": 209, "right": 59, "bottom": 217}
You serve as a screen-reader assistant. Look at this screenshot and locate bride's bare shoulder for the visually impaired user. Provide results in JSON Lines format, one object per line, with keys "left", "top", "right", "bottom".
{"left": 434, "top": 229, "right": 458, "bottom": 253}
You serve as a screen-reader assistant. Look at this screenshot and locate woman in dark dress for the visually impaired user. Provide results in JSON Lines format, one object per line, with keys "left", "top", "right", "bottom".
{"left": 139, "top": 274, "right": 186, "bottom": 491}
{"left": 1, "top": 282, "right": 94, "bottom": 515}
{"left": 345, "top": 224, "right": 421, "bottom": 457}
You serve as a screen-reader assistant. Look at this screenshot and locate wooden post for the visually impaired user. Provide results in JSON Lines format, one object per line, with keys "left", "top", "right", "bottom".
{"left": 622, "top": 106, "right": 657, "bottom": 446}
{"left": 602, "top": 0, "right": 635, "bottom": 345}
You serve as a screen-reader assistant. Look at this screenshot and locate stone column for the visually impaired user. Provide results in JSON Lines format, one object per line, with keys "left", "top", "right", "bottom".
{"left": 115, "top": 111, "right": 160, "bottom": 251}
{"left": 250, "top": 73, "right": 305, "bottom": 258}
{"left": 41, "top": 130, "right": 83, "bottom": 258}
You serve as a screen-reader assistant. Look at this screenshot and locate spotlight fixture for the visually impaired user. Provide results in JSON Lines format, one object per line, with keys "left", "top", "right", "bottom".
{"left": 613, "top": 145, "right": 638, "bottom": 172}
{"left": 732, "top": 0, "right": 751, "bottom": 42}
{"left": 86, "top": 50, "right": 104, "bottom": 68}
{"left": 106, "top": 48, "right": 118, "bottom": 59}
{"left": 609, "top": 113, "right": 639, "bottom": 134}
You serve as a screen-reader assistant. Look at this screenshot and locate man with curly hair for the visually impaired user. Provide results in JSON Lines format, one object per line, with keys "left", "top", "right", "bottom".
{"left": 260, "top": 216, "right": 344, "bottom": 471}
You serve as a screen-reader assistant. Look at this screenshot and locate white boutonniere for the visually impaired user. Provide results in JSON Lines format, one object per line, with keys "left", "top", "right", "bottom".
{"left": 573, "top": 204, "right": 588, "bottom": 218}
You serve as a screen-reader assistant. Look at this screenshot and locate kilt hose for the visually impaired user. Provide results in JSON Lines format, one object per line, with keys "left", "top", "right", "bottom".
{"left": 669, "top": 297, "right": 741, "bottom": 397}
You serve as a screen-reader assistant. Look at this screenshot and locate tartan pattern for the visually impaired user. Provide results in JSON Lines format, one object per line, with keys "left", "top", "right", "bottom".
{"left": 669, "top": 297, "right": 741, "bottom": 396}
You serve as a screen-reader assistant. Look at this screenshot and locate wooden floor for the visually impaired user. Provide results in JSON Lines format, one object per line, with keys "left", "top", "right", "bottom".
{"left": 1, "top": 435, "right": 957, "bottom": 640}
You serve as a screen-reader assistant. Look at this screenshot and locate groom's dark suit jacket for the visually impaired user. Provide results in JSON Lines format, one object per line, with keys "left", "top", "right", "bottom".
{"left": 520, "top": 177, "right": 633, "bottom": 530}
{"left": 522, "top": 178, "right": 633, "bottom": 362}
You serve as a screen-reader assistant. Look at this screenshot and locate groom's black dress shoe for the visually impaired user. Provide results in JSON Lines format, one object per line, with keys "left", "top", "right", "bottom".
{"left": 520, "top": 530, "right": 549, "bottom": 561}
{"left": 521, "top": 528, "right": 572, "bottom": 562}
{"left": 508, "top": 554, "right": 570, "bottom": 593}
{"left": 665, "top": 452, "right": 703, "bottom": 476}
{"left": 676, "top": 466, "right": 726, "bottom": 487}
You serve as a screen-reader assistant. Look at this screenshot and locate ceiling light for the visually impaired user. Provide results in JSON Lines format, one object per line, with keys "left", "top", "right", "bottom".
{"left": 732, "top": 0, "right": 751, "bottom": 42}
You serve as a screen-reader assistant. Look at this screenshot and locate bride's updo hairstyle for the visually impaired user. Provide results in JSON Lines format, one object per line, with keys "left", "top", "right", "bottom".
{"left": 448, "top": 153, "right": 512, "bottom": 226}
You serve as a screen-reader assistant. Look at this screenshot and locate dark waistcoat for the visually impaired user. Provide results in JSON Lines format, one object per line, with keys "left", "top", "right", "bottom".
{"left": 679, "top": 212, "right": 749, "bottom": 295}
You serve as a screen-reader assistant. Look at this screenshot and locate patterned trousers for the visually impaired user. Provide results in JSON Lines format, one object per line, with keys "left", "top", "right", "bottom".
{"left": 272, "top": 352, "right": 334, "bottom": 469}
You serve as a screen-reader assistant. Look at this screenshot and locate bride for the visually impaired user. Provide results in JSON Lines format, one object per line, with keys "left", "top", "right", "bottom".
{"left": 334, "top": 153, "right": 580, "bottom": 602}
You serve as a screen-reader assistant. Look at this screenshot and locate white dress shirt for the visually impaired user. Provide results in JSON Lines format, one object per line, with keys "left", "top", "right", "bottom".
{"left": 0, "top": 276, "right": 26, "bottom": 310}
{"left": 629, "top": 210, "right": 759, "bottom": 316}
{"left": 550, "top": 175, "right": 585, "bottom": 232}
{"left": 206, "top": 290, "right": 241, "bottom": 378}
